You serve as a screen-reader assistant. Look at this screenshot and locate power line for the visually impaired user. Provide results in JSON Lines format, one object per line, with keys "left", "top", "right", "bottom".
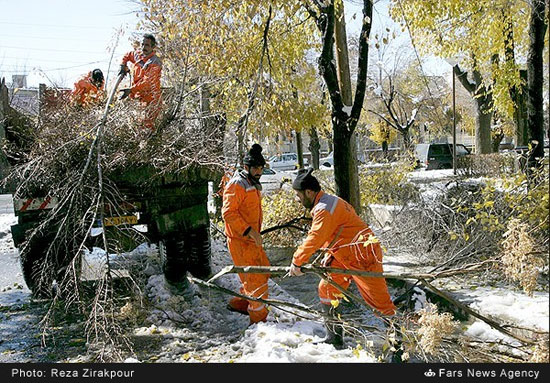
{"left": 0, "top": 45, "right": 109, "bottom": 54}
{"left": 0, "top": 20, "right": 118, "bottom": 30}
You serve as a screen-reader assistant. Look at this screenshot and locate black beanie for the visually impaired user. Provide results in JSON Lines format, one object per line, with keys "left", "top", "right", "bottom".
{"left": 243, "top": 144, "right": 266, "bottom": 167}
{"left": 292, "top": 167, "right": 321, "bottom": 191}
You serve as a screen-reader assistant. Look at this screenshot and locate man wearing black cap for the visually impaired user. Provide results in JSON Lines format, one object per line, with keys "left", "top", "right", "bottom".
{"left": 221, "top": 144, "right": 270, "bottom": 324}
{"left": 289, "top": 168, "right": 396, "bottom": 349}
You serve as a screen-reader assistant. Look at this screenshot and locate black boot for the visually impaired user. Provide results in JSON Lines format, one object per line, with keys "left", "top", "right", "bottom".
{"left": 319, "top": 304, "right": 344, "bottom": 350}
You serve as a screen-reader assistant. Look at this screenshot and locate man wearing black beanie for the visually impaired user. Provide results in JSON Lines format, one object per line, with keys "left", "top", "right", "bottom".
{"left": 289, "top": 168, "right": 396, "bottom": 349}
{"left": 221, "top": 144, "right": 270, "bottom": 324}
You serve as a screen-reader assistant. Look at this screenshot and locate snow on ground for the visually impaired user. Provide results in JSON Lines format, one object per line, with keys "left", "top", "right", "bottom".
{"left": 128, "top": 239, "right": 380, "bottom": 363}
{"left": 0, "top": 213, "right": 17, "bottom": 253}
{"left": 384, "top": 250, "right": 549, "bottom": 347}
{"left": 1, "top": 175, "right": 548, "bottom": 363}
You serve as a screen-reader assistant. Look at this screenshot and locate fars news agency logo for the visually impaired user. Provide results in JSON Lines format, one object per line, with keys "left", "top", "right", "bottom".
{"left": 424, "top": 369, "right": 436, "bottom": 378}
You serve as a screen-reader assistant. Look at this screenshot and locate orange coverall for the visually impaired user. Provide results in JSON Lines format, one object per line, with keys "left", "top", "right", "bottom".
{"left": 222, "top": 171, "right": 269, "bottom": 323}
{"left": 71, "top": 72, "right": 103, "bottom": 106}
{"left": 292, "top": 191, "right": 396, "bottom": 316}
{"left": 121, "top": 50, "right": 162, "bottom": 130}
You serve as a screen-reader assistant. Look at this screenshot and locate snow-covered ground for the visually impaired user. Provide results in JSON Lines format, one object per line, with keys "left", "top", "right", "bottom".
{"left": 0, "top": 174, "right": 548, "bottom": 363}
{"left": 384, "top": 251, "right": 549, "bottom": 350}
{"left": 114, "top": 241, "right": 384, "bottom": 363}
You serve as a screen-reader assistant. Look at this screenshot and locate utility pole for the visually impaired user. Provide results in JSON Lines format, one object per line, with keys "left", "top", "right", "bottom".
{"left": 452, "top": 66, "right": 457, "bottom": 175}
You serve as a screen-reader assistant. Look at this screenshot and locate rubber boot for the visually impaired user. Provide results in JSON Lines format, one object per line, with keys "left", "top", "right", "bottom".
{"left": 227, "top": 297, "right": 249, "bottom": 315}
{"left": 319, "top": 304, "right": 344, "bottom": 350}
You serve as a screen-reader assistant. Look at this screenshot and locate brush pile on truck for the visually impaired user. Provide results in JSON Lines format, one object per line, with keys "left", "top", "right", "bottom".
{"left": 1, "top": 77, "right": 225, "bottom": 297}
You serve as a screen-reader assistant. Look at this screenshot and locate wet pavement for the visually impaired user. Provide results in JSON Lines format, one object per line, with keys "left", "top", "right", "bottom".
{"left": 0, "top": 194, "right": 41, "bottom": 362}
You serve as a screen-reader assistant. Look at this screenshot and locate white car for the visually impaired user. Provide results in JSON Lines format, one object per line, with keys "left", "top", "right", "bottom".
{"left": 261, "top": 167, "right": 294, "bottom": 193}
{"left": 267, "top": 153, "right": 308, "bottom": 171}
{"left": 319, "top": 152, "right": 365, "bottom": 168}
{"left": 320, "top": 152, "right": 334, "bottom": 167}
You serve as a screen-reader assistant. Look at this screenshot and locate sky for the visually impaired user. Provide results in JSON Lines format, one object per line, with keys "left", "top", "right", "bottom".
{"left": 0, "top": 0, "right": 140, "bottom": 88}
{"left": 0, "top": 0, "right": 448, "bottom": 90}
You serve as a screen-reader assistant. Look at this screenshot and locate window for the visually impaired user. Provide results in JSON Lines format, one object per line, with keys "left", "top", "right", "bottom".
{"left": 430, "top": 144, "right": 451, "bottom": 156}
{"left": 455, "top": 145, "right": 469, "bottom": 155}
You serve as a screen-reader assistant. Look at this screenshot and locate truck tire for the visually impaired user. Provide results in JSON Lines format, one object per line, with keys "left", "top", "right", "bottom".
{"left": 187, "top": 226, "right": 212, "bottom": 279}
{"left": 160, "top": 237, "right": 189, "bottom": 285}
{"left": 18, "top": 227, "right": 82, "bottom": 298}
{"left": 19, "top": 229, "right": 56, "bottom": 298}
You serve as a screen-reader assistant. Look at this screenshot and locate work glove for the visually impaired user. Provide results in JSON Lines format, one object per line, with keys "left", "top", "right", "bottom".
{"left": 289, "top": 262, "right": 304, "bottom": 277}
{"left": 246, "top": 228, "right": 263, "bottom": 247}
{"left": 118, "top": 64, "right": 129, "bottom": 77}
{"left": 119, "top": 88, "right": 131, "bottom": 100}
{"left": 321, "top": 254, "right": 333, "bottom": 267}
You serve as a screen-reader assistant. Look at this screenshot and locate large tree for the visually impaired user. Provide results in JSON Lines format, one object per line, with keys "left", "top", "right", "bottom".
{"left": 526, "top": 0, "right": 548, "bottom": 169}
{"left": 303, "top": 0, "right": 373, "bottom": 212}
{"left": 390, "top": 0, "right": 531, "bottom": 153}
{"left": 137, "top": 0, "right": 319, "bottom": 164}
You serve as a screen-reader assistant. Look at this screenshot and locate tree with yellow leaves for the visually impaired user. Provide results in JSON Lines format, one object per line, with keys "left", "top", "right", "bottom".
{"left": 389, "top": 0, "right": 534, "bottom": 154}
{"left": 136, "top": 0, "right": 322, "bottom": 165}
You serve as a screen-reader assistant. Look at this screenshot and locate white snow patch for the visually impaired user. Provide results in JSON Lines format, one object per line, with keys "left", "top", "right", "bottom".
{"left": 465, "top": 321, "right": 521, "bottom": 347}
{"left": 342, "top": 105, "right": 352, "bottom": 117}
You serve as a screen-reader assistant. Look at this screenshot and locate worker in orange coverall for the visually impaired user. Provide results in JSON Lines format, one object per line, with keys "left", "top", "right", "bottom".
{"left": 289, "top": 168, "right": 396, "bottom": 349}
{"left": 71, "top": 69, "right": 104, "bottom": 106}
{"left": 222, "top": 144, "right": 270, "bottom": 324}
{"left": 119, "top": 33, "right": 162, "bottom": 131}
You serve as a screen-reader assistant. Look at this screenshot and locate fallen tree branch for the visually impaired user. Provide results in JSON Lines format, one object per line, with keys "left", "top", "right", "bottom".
{"left": 188, "top": 276, "right": 319, "bottom": 319}
{"left": 260, "top": 215, "right": 311, "bottom": 235}
{"left": 418, "top": 278, "right": 535, "bottom": 345}
{"left": 206, "top": 262, "right": 496, "bottom": 283}
{"left": 188, "top": 276, "right": 382, "bottom": 333}
{"left": 207, "top": 262, "right": 536, "bottom": 346}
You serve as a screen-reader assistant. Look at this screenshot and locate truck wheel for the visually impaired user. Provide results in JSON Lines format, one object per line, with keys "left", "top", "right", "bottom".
{"left": 19, "top": 228, "right": 82, "bottom": 298}
{"left": 19, "top": 229, "right": 56, "bottom": 298}
{"left": 187, "top": 226, "right": 212, "bottom": 279}
{"left": 160, "top": 237, "right": 189, "bottom": 285}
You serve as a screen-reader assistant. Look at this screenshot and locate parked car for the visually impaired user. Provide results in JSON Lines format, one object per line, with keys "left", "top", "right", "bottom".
{"left": 319, "top": 152, "right": 365, "bottom": 168}
{"left": 267, "top": 153, "right": 308, "bottom": 171}
{"left": 320, "top": 152, "right": 334, "bottom": 167}
{"left": 261, "top": 167, "right": 294, "bottom": 193}
{"left": 414, "top": 143, "right": 471, "bottom": 170}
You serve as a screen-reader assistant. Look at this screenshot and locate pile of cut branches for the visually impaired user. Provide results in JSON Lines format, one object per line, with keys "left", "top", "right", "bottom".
{"left": 4, "top": 89, "right": 225, "bottom": 359}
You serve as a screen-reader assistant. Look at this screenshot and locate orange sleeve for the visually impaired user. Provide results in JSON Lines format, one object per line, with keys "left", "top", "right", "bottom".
{"left": 222, "top": 182, "right": 250, "bottom": 237}
{"left": 292, "top": 209, "right": 337, "bottom": 266}
{"left": 130, "top": 64, "right": 161, "bottom": 97}
{"left": 121, "top": 51, "right": 135, "bottom": 66}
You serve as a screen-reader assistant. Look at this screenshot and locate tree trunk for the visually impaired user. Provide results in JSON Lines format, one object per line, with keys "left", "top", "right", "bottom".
{"left": 381, "top": 140, "right": 388, "bottom": 157}
{"left": 454, "top": 65, "right": 493, "bottom": 154}
{"left": 514, "top": 70, "right": 529, "bottom": 146}
{"left": 333, "top": 121, "right": 354, "bottom": 203}
{"left": 0, "top": 78, "right": 9, "bottom": 191}
{"left": 475, "top": 97, "right": 494, "bottom": 154}
{"left": 308, "top": 126, "right": 321, "bottom": 170}
{"left": 295, "top": 130, "right": 304, "bottom": 168}
{"left": 313, "top": 0, "right": 372, "bottom": 213}
{"left": 333, "top": 0, "right": 361, "bottom": 213}
{"left": 502, "top": 11, "right": 528, "bottom": 147}
{"left": 492, "top": 129, "right": 505, "bottom": 152}
{"left": 400, "top": 128, "right": 412, "bottom": 151}
{"left": 526, "top": 0, "right": 547, "bottom": 169}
